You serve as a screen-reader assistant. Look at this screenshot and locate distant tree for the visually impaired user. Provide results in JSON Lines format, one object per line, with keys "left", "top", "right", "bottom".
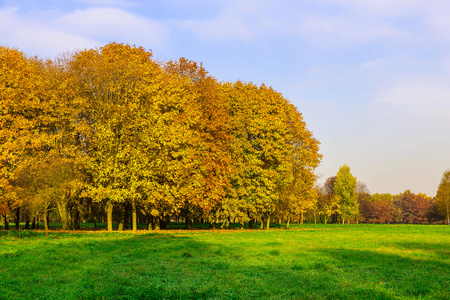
{"left": 316, "top": 177, "right": 339, "bottom": 224}
{"left": 359, "top": 193, "right": 394, "bottom": 223}
{"left": 356, "top": 181, "right": 370, "bottom": 197}
{"left": 435, "top": 170, "right": 450, "bottom": 225}
{"left": 334, "top": 165, "right": 358, "bottom": 223}
{"left": 426, "top": 198, "right": 445, "bottom": 224}
{"left": 323, "top": 176, "right": 336, "bottom": 196}
{"left": 396, "top": 191, "right": 434, "bottom": 224}
{"left": 356, "top": 181, "right": 370, "bottom": 223}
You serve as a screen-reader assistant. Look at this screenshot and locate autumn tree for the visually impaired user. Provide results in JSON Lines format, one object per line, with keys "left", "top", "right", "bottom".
{"left": 316, "top": 176, "right": 340, "bottom": 224}
{"left": 399, "top": 191, "right": 434, "bottom": 224}
{"left": 221, "top": 82, "right": 283, "bottom": 228}
{"left": 1, "top": 43, "right": 322, "bottom": 231}
{"left": 163, "top": 58, "right": 233, "bottom": 229}
{"left": 355, "top": 181, "right": 370, "bottom": 223}
{"left": 435, "top": 170, "right": 450, "bottom": 224}
{"left": 359, "top": 193, "right": 394, "bottom": 223}
{"left": 277, "top": 103, "right": 321, "bottom": 226}
{"left": 220, "top": 81, "right": 321, "bottom": 229}
{"left": 0, "top": 47, "right": 64, "bottom": 230}
{"left": 68, "top": 43, "right": 162, "bottom": 231}
{"left": 0, "top": 47, "right": 35, "bottom": 229}
{"left": 334, "top": 164, "right": 358, "bottom": 223}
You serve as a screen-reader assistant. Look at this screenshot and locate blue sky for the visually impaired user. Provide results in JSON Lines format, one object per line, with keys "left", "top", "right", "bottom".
{"left": 2, "top": 0, "right": 450, "bottom": 196}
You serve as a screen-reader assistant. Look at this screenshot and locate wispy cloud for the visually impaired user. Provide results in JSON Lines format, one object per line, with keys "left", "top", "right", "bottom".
{"left": 171, "top": 0, "right": 275, "bottom": 42}
{"left": 0, "top": 7, "right": 97, "bottom": 57}
{"left": 0, "top": 5, "right": 169, "bottom": 57}
{"left": 57, "top": 7, "right": 168, "bottom": 47}
{"left": 170, "top": 0, "right": 450, "bottom": 50}
{"left": 76, "top": 0, "right": 136, "bottom": 6}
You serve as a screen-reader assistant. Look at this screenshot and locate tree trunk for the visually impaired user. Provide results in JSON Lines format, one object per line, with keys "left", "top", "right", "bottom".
{"left": 57, "top": 202, "right": 70, "bottom": 230}
{"left": 2, "top": 214, "right": 8, "bottom": 230}
{"left": 300, "top": 211, "right": 304, "bottom": 224}
{"left": 185, "top": 210, "right": 192, "bottom": 229}
{"left": 44, "top": 207, "right": 49, "bottom": 237}
{"left": 73, "top": 208, "right": 80, "bottom": 230}
{"left": 132, "top": 200, "right": 137, "bottom": 232}
{"left": 286, "top": 216, "right": 290, "bottom": 229}
{"left": 15, "top": 207, "right": 20, "bottom": 230}
{"left": 209, "top": 220, "right": 216, "bottom": 229}
{"left": 248, "top": 219, "right": 254, "bottom": 229}
{"left": 155, "top": 217, "right": 161, "bottom": 230}
{"left": 118, "top": 204, "right": 125, "bottom": 231}
{"left": 24, "top": 212, "right": 30, "bottom": 229}
{"left": 160, "top": 217, "right": 167, "bottom": 229}
{"left": 123, "top": 203, "right": 130, "bottom": 229}
{"left": 266, "top": 215, "right": 270, "bottom": 230}
{"left": 447, "top": 193, "right": 449, "bottom": 225}
{"left": 106, "top": 202, "right": 113, "bottom": 232}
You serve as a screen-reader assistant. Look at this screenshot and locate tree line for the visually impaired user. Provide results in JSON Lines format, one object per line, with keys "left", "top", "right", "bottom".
{"left": 1, "top": 43, "right": 448, "bottom": 233}
{"left": 0, "top": 43, "right": 321, "bottom": 233}
{"left": 314, "top": 168, "right": 450, "bottom": 225}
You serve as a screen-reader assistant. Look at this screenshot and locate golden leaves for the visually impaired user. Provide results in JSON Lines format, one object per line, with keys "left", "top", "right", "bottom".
{"left": 1, "top": 43, "right": 322, "bottom": 226}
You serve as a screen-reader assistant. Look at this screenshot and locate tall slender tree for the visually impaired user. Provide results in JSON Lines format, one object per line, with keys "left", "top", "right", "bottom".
{"left": 435, "top": 170, "right": 450, "bottom": 225}
{"left": 334, "top": 164, "right": 358, "bottom": 223}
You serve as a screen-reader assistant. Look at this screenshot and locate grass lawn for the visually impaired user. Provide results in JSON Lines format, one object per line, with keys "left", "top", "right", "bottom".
{"left": 0, "top": 224, "right": 449, "bottom": 299}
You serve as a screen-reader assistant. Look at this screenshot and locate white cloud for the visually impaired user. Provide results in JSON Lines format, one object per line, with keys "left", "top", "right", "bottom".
{"left": 173, "top": 0, "right": 450, "bottom": 50}
{"left": 319, "top": 0, "right": 424, "bottom": 18}
{"left": 313, "top": 0, "right": 450, "bottom": 46}
{"left": 0, "top": 5, "right": 169, "bottom": 57}
{"left": 292, "top": 13, "right": 410, "bottom": 47}
{"left": 0, "top": 7, "right": 98, "bottom": 57}
{"left": 57, "top": 7, "right": 168, "bottom": 47}
{"left": 77, "top": 0, "right": 135, "bottom": 6}
{"left": 172, "top": 0, "right": 273, "bottom": 42}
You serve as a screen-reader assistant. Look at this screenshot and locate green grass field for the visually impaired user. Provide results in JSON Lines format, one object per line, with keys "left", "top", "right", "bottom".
{"left": 0, "top": 224, "right": 449, "bottom": 299}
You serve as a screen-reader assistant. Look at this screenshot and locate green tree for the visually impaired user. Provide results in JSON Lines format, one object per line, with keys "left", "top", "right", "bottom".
{"left": 334, "top": 164, "right": 358, "bottom": 223}
{"left": 316, "top": 177, "right": 340, "bottom": 224}
{"left": 435, "top": 170, "right": 450, "bottom": 225}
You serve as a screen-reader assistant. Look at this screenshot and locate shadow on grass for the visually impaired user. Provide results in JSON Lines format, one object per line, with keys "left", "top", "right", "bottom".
{"left": 1, "top": 230, "right": 449, "bottom": 299}
{"left": 316, "top": 246, "right": 449, "bottom": 300}
{"left": 391, "top": 240, "right": 450, "bottom": 261}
